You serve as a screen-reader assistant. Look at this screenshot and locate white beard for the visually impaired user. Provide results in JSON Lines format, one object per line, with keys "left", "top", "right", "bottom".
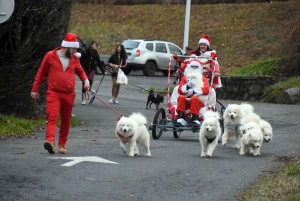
{"left": 184, "top": 67, "right": 203, "bottom": 77}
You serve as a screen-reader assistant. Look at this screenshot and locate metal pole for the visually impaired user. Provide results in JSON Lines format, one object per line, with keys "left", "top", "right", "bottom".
{"left": 183, "top": 0, "right": 191, "bottom": 50}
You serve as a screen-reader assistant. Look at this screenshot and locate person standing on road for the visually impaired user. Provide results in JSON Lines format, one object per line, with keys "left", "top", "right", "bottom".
{"left": 80, "top": 41, "right": 107, "bottom": 105}
{"left": 106, "top": 44, "right": 127, "bottom": 104}
{"left": 31, "top": 33, "right": 90, "bottom": 154}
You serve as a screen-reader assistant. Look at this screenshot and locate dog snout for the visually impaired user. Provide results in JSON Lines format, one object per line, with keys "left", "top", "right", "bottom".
{"left": 123, "top": 128, "right": 127, "bottom": 132}
{"left": 230, "top": 115, "right": 234, "bottom": 119}
{"left": 256, "top": 145, "right": 260, "bottom": 148}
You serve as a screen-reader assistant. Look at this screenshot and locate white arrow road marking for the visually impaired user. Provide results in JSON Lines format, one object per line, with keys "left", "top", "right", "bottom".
{"left": 47, "top": 156, "right": 119, "bottom": 166}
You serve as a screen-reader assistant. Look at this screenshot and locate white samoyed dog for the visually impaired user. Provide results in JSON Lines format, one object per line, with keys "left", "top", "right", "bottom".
{"left": 241, "top": 113, "right": 273, "bottom": 143}
{"left": 222, "top": 103, "right": 254, "bottom": 148}
{"left": 259, "top": 119, "right": 273, "bottom": 143}
{"left": 240, "top": 122, "right": 264, "bottom": 156}
{"left": 199, "top": 111, "right": 221, "bottom": 157}
{"left": 115, "top": 112, "right": 151, "bottom": 157}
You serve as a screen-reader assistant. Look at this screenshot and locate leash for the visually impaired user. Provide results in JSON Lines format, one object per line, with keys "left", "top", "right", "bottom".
{"left": 128, "top": 83, "right": 151, "bottom": 92}
{"left": 86, "top": 91, "right": 122, "bottom": 118}
{"left": 89, "top": 74, "right": 106, "bottom": 104}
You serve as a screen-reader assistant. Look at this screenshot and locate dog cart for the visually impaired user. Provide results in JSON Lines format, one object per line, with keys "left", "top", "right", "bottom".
{"left": 149, "top": 55, "right": 226, "bottom": 140}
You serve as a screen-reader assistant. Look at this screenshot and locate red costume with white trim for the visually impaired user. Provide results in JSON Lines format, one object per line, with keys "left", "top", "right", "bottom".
{"left": 32, "top": 35, "right": 88, "bottom": 146}
{"left": 176, "top": 74, "right": 210, "bottom": 116}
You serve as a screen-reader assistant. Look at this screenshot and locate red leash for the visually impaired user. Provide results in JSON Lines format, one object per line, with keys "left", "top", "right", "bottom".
{"left": 85, "top": 91, "right": 122, "bottom": 118}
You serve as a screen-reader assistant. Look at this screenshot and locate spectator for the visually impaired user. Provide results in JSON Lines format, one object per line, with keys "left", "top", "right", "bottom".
{"left": 106, "top": 44, "right": 127, "bottom": 104}
{"left": 80, "top": 41, "right": 107, "bottom": 105}
{"left": 31, "top": 33, "right": 90, "bottom": 154}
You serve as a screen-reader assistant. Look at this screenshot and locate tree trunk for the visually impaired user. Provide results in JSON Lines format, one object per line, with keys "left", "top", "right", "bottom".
{"left": 0, "top": 0, "right": 73, "bottom": 118}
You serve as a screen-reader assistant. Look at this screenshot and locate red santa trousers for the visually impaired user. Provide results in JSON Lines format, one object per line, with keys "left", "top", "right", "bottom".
{"left": 46, "top": 89, "right": 75, "bottom": 145}
{"left": 176, "top": 95, "right": 204, "bottom": 115}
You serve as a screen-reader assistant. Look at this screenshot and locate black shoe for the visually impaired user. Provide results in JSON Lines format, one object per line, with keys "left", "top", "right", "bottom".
{"left": 44, "top": 141, "right": 55, "bottom": 154}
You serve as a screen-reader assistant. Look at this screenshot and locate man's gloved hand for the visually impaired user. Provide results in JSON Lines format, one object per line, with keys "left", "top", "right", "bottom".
{"left": 187, "top": 78, "right": 197, "bottom": 88}
{"left": 193, "top": 88, "right": 203, "bottom": 96}
{"left": 31, "top": 92, "right": 38, "bottom": 101}
{"left": 186, "top": 88, "right": 194, "bottom": 97}
{"left": 173, "top": 54, "right": 178, "bottom": 60}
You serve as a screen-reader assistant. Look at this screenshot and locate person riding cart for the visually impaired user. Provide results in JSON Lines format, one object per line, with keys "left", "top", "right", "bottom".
{"left": 175, "top": 60, "right": 210, "bottom": 126}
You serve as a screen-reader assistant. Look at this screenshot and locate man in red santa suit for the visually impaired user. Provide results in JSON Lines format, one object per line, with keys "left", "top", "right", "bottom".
{"left": 31, "top": 33, "right": 90, "bottom": 154}
{"left": 176, "top": 60, "right": 210, "bottom": 126}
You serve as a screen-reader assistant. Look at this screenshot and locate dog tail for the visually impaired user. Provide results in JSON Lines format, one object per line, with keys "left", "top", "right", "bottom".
{"left": 129, "top": 112, "right": 147, "bottom": 126}
{"left": 240, "top": 102, "right": 255, "bottom": 115}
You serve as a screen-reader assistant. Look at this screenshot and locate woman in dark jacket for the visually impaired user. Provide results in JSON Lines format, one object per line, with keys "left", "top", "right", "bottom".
{"left": 106, "top": 44, "right": 127, "bottom": 104}
{"left": 80, "top": 41, "right": 106, "bottom": 105}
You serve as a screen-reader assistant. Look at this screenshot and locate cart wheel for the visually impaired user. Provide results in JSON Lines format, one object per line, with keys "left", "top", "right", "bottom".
{"left": 152, "top": 108, "right": 166, "bottom": 139}
{"left": 173, "top": 130, "right": 180, "bottom": 138}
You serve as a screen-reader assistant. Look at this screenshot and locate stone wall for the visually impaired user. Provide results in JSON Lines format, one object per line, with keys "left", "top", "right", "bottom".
{"left": 216, "top": 76, "right": 287, "bottom": 102}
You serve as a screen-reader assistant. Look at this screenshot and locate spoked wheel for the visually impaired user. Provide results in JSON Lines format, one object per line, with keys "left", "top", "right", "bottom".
{"left": 152, "top": 108, "right": 166, "bottom": 139}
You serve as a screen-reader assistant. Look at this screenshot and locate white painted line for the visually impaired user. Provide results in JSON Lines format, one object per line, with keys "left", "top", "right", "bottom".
{"left": 48, "top": 156, "right": 119, "bottom": 167}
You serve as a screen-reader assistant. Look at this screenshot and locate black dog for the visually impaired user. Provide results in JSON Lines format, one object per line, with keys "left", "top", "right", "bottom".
{"left": 146, "top": 90, "right": 164, "bottom": 110}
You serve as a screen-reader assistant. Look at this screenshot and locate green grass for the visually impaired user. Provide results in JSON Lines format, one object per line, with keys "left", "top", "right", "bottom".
{"left": 228, "top": 58, "right": 287, "bottom": 77}
{"left": 275, "top": 77, "right": 300, "bottom": 89}
{"left": 0, "top": 114, "right": 82, "bottom": 138}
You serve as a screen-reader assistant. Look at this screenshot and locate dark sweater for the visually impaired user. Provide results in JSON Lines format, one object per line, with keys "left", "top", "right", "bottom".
{"left": 80, "top": 48, "right": 105, "bottom": 74}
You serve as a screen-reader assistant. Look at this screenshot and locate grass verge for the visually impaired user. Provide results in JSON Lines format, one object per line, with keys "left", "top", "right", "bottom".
{"left": 0, "top": 114, "right": 83, "bottom": 138}
{"left": 238, "top": 157, "right": 300, "bottom": 201}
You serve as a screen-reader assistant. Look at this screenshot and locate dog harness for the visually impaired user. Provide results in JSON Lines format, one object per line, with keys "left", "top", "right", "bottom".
{"left": 205, "top": 136, "right": 216, "bottom": 143}
{"left": 241, "top": 127, "right": 255, "bottom": 136}
{"left": 117, "top": 132, "right": 134, "bottom": 141}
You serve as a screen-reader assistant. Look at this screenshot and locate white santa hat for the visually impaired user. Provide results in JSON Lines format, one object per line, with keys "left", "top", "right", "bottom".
{"left": 61, "top": 33, "right": 79, "bottom": 48}
{"left": 198, "top": 35, "right": 211, "bottom": 48}
{"left": 189, "top": 60, "right": 201, "bottom": 68}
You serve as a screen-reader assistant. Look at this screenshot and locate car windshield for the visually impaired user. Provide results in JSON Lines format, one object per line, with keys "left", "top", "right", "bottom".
{"left": 122, "top": 40, "right": 140, "bottom": 50}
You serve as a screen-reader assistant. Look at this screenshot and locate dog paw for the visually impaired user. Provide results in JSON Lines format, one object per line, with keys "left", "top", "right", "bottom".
{"left": 128, "top": 153, "right": 134, "bottom": 157}
{"left": 233, "top": 145, "right": 240, "bottom": 149}
{"left": 201, "top": 153, "right": 206, "bottom": 157}
{"left": 239, "top": 151, "right": 245, "bottom": 155}
{"left": 206, "top": 155, "right": 212, "bottom": 158}
{"left": 222, "top": 142, "right": 227, "bottom": 146}
{"left": 145, "top": 153, "right": 151, "bottom": 157}
{"left": 134, "top": 153, "right": 139, "bottom": 156}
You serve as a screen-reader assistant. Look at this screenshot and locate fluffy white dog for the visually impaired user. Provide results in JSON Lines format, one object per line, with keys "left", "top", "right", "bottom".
{"left": 259, "top": 119, "right": 273, "bottom": 143}
{"left": 240, "top": 122, "right": 264, "bottom": 156}
{"left": 186, "top": 72, "right": 208, "bottom": 103}
{"left": 115, "top": 112, "right": 151, "bottom": 157}
{"left": 241, "top": 113, "right": 273, "bottom": 143}
{"left": 222, "top": 103, "right": 254, "bottom": 148}
{"left": 199, "top": 111, "right": 221, "bottom": 157}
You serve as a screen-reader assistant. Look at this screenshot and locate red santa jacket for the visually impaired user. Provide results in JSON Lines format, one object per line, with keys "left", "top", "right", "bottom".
{"left": 32, "top": 47, "right": 88, "bottom": 93}
{"left": 177, "top": 75, "right": 210, "bottom": 96}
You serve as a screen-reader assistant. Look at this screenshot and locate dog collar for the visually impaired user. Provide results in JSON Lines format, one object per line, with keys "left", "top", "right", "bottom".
{"left": 117, "top": 132, "right": 134, "bottom": 141}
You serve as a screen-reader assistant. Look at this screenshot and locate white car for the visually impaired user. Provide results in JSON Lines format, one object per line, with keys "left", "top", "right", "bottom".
{"left": 122, "top": 38, "right": 184, "bottom": 76}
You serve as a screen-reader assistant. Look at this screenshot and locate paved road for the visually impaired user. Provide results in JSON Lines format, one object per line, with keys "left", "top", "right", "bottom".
{"left": 0, "top": 74, "right": 299, "bottom": 201}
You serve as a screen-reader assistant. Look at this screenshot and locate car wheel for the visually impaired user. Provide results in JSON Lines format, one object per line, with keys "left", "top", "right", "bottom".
{"left": 143, "top": 61, "right": 156, "bottom": 76}
{"left": 123, "top": 67, "right": 131, "bottom": 75}
{"left": 96, "top": 62, "right": 105, "bottom": 75}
